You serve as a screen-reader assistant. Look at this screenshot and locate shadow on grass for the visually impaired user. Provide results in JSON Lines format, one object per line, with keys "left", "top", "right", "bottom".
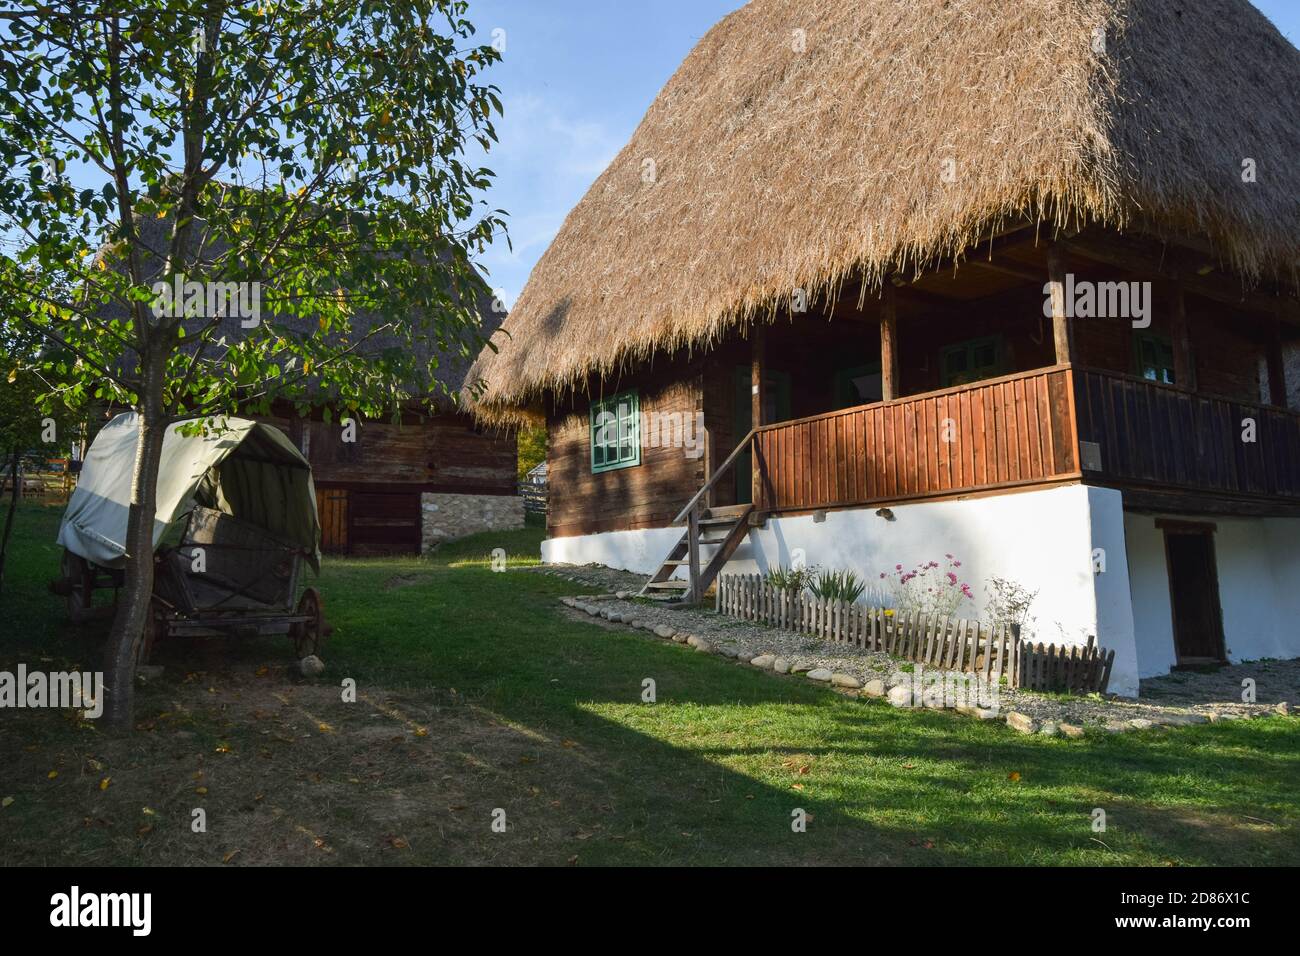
{"left": 4, "top": 504, "right": 1299, "bottom": 865}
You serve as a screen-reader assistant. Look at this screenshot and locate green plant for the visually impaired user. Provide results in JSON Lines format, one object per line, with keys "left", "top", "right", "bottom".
{"left": 765, "top": 563, "right": 818, "bottom": 595}
{"left": 809, "top": 568, "right": 867, "bottom": 604}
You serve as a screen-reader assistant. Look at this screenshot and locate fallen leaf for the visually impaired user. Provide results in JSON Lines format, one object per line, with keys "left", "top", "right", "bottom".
{"left": 414, "top": 727, "right": 428, "bottom": 738}
{"left": 222, "top": 849, "right": 241, "bottom": 864}
{"left": 215, "top": 743, "right": 231, "bottom": 753}
{"left": 388, "top": 836, "right": 409, "bottom": 850}
{"left": 1, "top": 796, "right": 13, "bottom": 808}
{"left": 790, "top": 783, "right": 804, "bottom": 791}
{"left": 1008, "top": 772, "right": 1022, "bottom": 782}
{"left": 561, "top": 739, "right": 578, "bottom": 749}
{"left": 195, "top": 786, "right": 208, "bottom": 795}
{"left": 47, "top": 771, "right": 58, "bottom": 779}
{"left": 99, "top": 777, "right": 111, "bottom": 791}
{"left": 255, "top": 666, "right": 269, "bottom": 678}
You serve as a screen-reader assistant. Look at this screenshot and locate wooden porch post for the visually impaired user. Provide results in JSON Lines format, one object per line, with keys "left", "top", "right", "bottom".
{"left": 880, "top": 282, "right": 899, "bottom": 401}
{"left": 751, "top": 323, "right": 765, "bottom": 505}
{"left": 1267, "top": 314, "right": 1289, "bottom": 409}
{"left": 1047, "top": 243, "right": 1073, "bottom": 365}
{"left": 1167, "top": 278, "right": 1196, "bottom": 390}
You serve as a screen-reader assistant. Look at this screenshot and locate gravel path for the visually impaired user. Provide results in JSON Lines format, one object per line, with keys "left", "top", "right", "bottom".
{"left": 529, "top": 563, "right": 1297, "bottom": 736}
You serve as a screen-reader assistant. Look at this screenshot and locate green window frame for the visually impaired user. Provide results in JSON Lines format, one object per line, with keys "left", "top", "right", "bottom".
{"left": 940, "top": 335, "right": 1003, "bottom": 387}
{"left": 1134, "top": 331, "right": 1176, "bottom": 385}
{"left": 590, "top": 390, "right": 641, "bottom": 473}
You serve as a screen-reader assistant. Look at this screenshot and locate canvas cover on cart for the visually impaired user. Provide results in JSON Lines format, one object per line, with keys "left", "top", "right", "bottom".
{"left": 57, "top": 412, "right": 321, "bottom": 571}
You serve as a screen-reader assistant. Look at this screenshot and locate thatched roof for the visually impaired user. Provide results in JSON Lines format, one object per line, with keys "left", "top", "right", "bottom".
{"left": 467, "top": 0, "right": 1300, "bottom": 422}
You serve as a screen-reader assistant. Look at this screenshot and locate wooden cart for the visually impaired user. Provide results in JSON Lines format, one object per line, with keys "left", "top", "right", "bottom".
{"left": 54, "top": 505, "right": 327, "bottom": 663}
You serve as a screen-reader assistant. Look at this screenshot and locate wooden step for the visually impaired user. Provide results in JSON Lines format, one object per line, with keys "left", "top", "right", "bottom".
{"left": 698, "top": 515, "right": 740, "bottom": 527}
{"left": 704, "top": 504, "right": 750, "bottom": 520}
{"left": 644, "top": 580, "right": 690, "bottom": 590}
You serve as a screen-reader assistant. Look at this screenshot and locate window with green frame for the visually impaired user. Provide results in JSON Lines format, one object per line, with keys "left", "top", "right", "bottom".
{"left": 1134, "top": 331, "right": 1176, "bottom": 384}
{"left": 590, "top": 390, "right": 641, "bottom": 473}
{"left": 940, "top": 335, "right": 1003, "bottom": 387}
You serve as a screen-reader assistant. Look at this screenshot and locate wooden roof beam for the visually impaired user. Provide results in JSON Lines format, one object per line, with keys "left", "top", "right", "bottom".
{"left": 1063, "top": 234, "right": 1300, "bottom": 324}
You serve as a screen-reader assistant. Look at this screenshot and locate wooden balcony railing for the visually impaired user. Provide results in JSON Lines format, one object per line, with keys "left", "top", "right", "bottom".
{"left": 1073, "top": 367, "right": 1300, "bottom": 501}
{"left": 753, "top": 365, "right": 1081, "bottom": 513}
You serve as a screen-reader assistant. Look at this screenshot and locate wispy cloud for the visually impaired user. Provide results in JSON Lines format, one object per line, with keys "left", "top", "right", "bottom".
{"left": 471, "top": 92, "right": 625, "bottom": 309}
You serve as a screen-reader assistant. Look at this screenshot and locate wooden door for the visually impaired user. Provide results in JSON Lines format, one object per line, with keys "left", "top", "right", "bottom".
{"left": 349, "top": 491, "right": 422, "bottom": 555}
{"left": 1162, "top": 525, "right": 1226, "bottom": 663}
{"left": 317, "top": 489, "right": 349, "bottom": 554}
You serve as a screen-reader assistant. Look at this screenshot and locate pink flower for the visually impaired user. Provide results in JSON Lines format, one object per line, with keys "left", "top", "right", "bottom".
{"left": 946, "top": 572, "right": 957, "bottom": 585}
{"left": 945, "top": 553, "right": 953, "bottom": 559}
{"left": 953, "top": 561, "right": 962, "bottom": 568}
{"left": 896, "top": 564, "right": 903, "bottom": 571}
{"left": 879, "top": 572, "right": 887, "bottom": 579}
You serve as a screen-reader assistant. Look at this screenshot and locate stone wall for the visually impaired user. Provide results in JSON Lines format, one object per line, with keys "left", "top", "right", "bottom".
{"left": 421, "top": 492, "right": 525, "bottom": 552}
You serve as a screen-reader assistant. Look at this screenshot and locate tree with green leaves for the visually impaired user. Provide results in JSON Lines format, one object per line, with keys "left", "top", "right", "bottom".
{"left": 0, "top": 318, "right": 79, "bottom": 595}
{"left": 0, "top": 0, "right": 507, "bottom": 727}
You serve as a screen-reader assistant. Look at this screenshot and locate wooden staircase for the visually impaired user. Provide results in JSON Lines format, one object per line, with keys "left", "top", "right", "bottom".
{"left": 639, "top": 504, "right": 754, "bottom": 602}
{"left": 639, "top": 427, "right": 762, "bottom": 603}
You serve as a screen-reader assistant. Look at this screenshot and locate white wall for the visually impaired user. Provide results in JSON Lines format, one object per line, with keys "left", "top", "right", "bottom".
{"left": 1125, "top": 513, "right": 1300, "bottom": 675}
{"left": 541, "top": 526, "right": 683, "bottom": 575}
{"left": 542, "top": 484, "right": 1141, "bottom": 696}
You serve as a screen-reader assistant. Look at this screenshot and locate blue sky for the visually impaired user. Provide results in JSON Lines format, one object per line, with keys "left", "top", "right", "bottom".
{"left": 469, "top": 0, "right": 1300, "bottom": 309}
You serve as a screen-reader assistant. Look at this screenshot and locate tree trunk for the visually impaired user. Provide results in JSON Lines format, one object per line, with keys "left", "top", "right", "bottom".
{"left": 101, "top": 349, "right": 168, "bottom": 728}
{"left": 0, "top": 448, "right": 19, "bottom": 595}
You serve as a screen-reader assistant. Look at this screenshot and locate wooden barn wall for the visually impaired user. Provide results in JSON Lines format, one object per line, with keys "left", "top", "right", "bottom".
{"left": 258, "top": 408, "right": 517, "bottom": 555}
{"left": 259, "top": 409, "right": 516, "bottom": 494}
{"left": 1072, "top": 293, "right": 1265, "bottom": 404}
{"left": 546, "top": 360, "right": 705, "bottom": 538}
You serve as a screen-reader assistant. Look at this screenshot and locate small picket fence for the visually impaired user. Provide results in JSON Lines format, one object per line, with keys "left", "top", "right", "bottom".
{"left": 715, "top": 574, "right": 1113, "bottom": 694}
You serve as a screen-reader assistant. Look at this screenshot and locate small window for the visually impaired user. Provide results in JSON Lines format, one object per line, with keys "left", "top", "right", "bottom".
{"left": 940, "top": 336, "right": 1003, "bottom": 387}
{"left": 590, "top": 390, "right": 641, "bottom": 473}
{"left": 1134, "top": 332, "right": 1176, "bottom": 385}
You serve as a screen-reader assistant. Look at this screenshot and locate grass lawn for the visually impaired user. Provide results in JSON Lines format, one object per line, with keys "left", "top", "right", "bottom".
{"left": 1, "top": 501, "right": 1298, "bottom": 866}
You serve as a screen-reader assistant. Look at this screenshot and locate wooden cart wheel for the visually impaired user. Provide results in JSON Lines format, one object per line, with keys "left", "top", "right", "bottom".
{"left": 291, "top": 587, "right": 325, "bottom": 658}
{"left": 60, "top": 549, "right": 94, "bottom": 624}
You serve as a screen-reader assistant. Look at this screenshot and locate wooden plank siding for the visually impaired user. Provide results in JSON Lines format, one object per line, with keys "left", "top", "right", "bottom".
{"left": 261, "top": 407, "right": 517, "bottom": 554}
{"left": 546, "top": 365, "right": 707, "bottom": 538}
{"left": 753, "top": 366, "right": 1080, "bottom": 513}
{"left": 1074, "top": 366, "right": 1300, "bottom": 502}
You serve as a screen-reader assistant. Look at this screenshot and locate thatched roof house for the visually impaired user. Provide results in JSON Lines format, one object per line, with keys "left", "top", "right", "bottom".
{"left": 469, "top": 0, "right": 1300, "bottom": 422}
{"left": 466, "top": 0, "right": 1300, "bottom": 700}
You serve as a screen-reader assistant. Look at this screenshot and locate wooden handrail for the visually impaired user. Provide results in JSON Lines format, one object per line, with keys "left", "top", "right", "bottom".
{"left": 1073, "top": 364, "right": 1300, "bottom": 421}
{"left": 672, "top": 427, "right": 757, "bottom": 525}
